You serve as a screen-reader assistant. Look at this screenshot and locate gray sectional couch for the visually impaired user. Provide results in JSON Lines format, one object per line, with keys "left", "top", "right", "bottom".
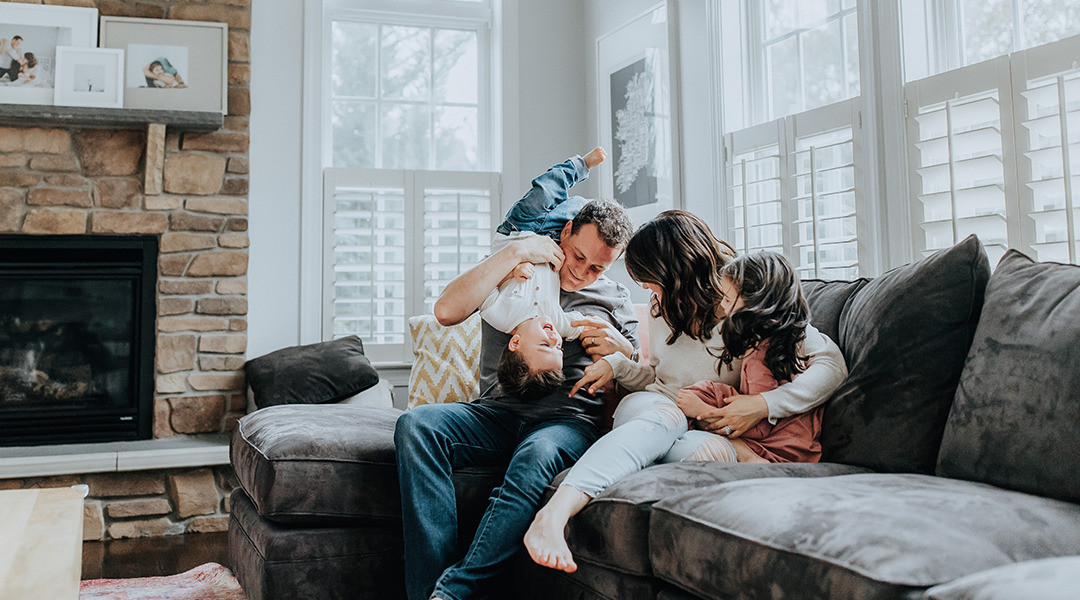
{"left": 228, "top": 235, "right": 1080, "bottom": 600}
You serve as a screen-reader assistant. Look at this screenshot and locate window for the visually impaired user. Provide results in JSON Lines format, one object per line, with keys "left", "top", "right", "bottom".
{"left": 905, "top": 34, "right": 1080, "bottom": 266}
{"left": 324, "top": 169, "right": 497, "bottom": 362}
{"left": 903, "top": 0, "right": 1080, "bottom": 81}
{"left": 328, "top": 7, "right": 489, "bottom": 170}
{"left": 719, "top": 1, "right": 864, "bottom": 279}
{"left": 747, "top": 0, "right": 860, "bottom": 123}
{"left": 308, "top": 0, "right": 499, "bottom": 359}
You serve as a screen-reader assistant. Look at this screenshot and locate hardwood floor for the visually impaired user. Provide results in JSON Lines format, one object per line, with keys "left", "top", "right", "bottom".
{"left": 81, "top": 532, "right": 230, "bottom": 580}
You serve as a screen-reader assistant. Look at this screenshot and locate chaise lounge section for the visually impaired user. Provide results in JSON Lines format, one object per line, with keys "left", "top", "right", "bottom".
{"left": 229, "top": 235, "right": 1080, "bottom": 599}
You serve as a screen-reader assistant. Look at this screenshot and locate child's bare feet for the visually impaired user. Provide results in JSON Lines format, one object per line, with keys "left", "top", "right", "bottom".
{"left": 583, "top": 146, "right": 607, "bottom": 169}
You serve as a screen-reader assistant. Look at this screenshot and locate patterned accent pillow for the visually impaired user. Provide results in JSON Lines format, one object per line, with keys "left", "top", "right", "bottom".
{"left": 407, "top": 313, "right": 482, "bottom": 409}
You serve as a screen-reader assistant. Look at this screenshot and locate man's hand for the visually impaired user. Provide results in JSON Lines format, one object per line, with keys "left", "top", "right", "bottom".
{"left": 573, "top": 316, "right": 634, "bottom": 359}
{"left": 695, "top": 394, "right": 768, "bottom": 438}
{"left": 569, "top": 359, "right": 614, "bottom": 397}
{"left": 513, "top": 234, "right": 564, "bottom": 272}
{"left": 511, "top": 262, "right": 535, "bottom": 282}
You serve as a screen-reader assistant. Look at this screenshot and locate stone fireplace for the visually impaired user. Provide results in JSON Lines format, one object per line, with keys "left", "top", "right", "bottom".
{"left": 0, "top": 0, "right": 252, "bottom": 540}
{"left": 0, "top": 234, "right": 157, "bottom": 446}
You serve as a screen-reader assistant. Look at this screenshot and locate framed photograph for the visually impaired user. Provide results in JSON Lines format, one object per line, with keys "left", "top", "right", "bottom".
{"left": 54, "top": 46, "right": 123, "bottom": 109}
{"left": 0, "top": 4, "right": 97, "bottom": 106}
{"left": 596, "top": 2, "right": 680, "bottom": 226}
{"left": 99, "top": 16, "right": 227, "bottom": 114}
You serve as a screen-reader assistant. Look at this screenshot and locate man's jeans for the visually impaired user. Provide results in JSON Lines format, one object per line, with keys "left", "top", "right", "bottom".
{"left": 496, "top": 155, "right": 590, "bottom": 239}
{"left": 395, "top": 402, "right": 597, "bottom": 600}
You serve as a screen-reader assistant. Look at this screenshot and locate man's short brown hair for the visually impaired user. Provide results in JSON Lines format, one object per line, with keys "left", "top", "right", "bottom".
{"left": 570, "top": 199, "right": 633, "bottom": 249}
{"left": 497, "top": 348, "right": 566, "bottom": 400}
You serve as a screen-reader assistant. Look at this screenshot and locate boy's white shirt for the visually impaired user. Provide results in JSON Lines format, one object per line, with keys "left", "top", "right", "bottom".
{"left": 477, "top": 231, "right": 585, "bottom": 340}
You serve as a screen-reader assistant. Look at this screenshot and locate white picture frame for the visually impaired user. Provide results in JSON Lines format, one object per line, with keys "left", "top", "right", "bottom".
{"left": 596, "top": 2, "right": 681, "bottom": 227}
{"left": 53, "top": 46, "right": 124, "bottom": 109}
{"left": 99, "top": 16, "right": 228, "bottom": 114}
{"left": 0, "top": 3, "right": 98, "bottom": 106}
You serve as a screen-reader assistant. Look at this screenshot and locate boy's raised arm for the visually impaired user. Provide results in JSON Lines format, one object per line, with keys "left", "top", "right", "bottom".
{"left": 434, "top": 235, "right": 565, "bottom": 326}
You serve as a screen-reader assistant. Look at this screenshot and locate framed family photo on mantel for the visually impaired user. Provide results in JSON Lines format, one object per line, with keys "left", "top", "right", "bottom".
{"left": 0, "top": 3, "right": 98, "bottom": 106}
{"left": 596, "top": 2, "right": 681, "bottom": 227}
{"left": 99, "top": 16, "right": 228, "bottom": 114}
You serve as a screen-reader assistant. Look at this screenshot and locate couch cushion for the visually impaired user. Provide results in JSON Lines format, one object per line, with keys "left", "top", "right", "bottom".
{"left": 936, "top": 250, "right": 1080, "bottom": 503}
{"left": 922, "top": 556, "right": 1080, "bottom": 600}
{"left": 821, "top": 235, "right": 990, "bottom": 474}
{"left": 231, "top": 405, "right": 403, "bottom": 523}
{"left": 408, "top": 313, "right": 482, "bottom": 408}
{"left": 649, "top": 473, "right": 1080, "bottom": 600}
{"left": 801, "top": 278, "right": 868, "bottom": 345}
{"left": 229, "top": 489, "right": 404, "bottom": 600}
{"left": 244, "top": 336, "right": 379, "bottom": 409}
{"left": 554, "top": 462, "right": 870, "bottom": 578}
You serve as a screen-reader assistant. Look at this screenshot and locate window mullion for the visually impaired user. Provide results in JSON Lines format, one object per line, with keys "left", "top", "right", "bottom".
{"left": 1058, "top": 74, "right": 1077, "bottom": 263}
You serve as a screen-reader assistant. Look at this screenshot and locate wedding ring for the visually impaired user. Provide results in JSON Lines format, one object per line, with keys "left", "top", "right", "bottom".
{"left": 722, "top": 426, "right": 733, "bottom": 436}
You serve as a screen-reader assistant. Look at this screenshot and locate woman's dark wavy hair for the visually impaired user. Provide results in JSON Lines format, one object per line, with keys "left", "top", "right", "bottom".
{"left": 625, "top": 210, "right": 737, "bottom": 344}
{"left": 716, "top": 251, "right": 809, "bottom": 383}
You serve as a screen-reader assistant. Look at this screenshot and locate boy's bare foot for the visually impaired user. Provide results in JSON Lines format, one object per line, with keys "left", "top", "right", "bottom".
{"left": 583, "top": 146, "right": 607, "bottom": 169}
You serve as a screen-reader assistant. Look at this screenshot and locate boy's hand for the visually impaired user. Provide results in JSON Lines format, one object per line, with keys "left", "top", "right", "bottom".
{"left": 583, "top": 146, "right": 607, "bottom": 169}
{"left": 511, "top": 262, "right": 535, "bottom": 282}
{"left": 675, "top": 389, "right": 710, "bottom": 419}
{"left": 569, "top": 359, "right": 614, "bottom": 397}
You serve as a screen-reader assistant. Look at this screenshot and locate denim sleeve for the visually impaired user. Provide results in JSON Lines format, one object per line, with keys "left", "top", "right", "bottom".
{"left": 497, "top": 155, "right": 590, "bottom": 236}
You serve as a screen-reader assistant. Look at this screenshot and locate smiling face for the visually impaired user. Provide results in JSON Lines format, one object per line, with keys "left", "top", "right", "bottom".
{"left": 558, "top": 222, "right": 621, "bottom": 292}
{"left": 508, "top": 316, "right": 564, "bottom": 372}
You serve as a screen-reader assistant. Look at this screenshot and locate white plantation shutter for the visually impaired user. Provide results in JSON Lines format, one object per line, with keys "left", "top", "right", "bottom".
{"left": 904, "top": 56, "right": 1018, "bottom": 267}
{"left": 1011, "top": 35, "right": 1080, "bottom": 264}
{"left": 724, "top": 120, "right": 787, "bottom": 254}
{"left": 788, "top": 99, "right": 863, "bottom": 280}
{"left": 905, "top": 33, "right": 1080, "bottom": 268}
{"left": 324, "top": 168, "right": 498, "bottom": 362}
{"left": 723, "top": 99, "right": 865, "bottom": 279}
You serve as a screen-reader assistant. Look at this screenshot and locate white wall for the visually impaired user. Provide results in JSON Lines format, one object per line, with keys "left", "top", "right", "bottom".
{"left": 248, "top": 0, "right": 589, "bottom": 358}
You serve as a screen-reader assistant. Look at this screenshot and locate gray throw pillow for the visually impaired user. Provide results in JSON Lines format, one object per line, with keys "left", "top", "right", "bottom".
{"left": 245, "top": 336, "right": 379, "bottom": 409}
{"left": 820, "top": 235, "right": 990, "bottom": 474}
{"left": 936, "top": 250, "right": 1080, "bottom": 502}
{"left": 801, "top": 278, "right": 869, "bottom": 346}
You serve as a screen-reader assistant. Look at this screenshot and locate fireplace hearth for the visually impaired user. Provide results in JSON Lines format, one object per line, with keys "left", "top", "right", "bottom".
{"left": 0, "top": 235, "right": 157, "bottom": 446}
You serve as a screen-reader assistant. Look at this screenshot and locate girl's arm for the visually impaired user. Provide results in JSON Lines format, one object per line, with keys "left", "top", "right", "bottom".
{"left": 758, "top": 324, "right": 847, "bottom": 421}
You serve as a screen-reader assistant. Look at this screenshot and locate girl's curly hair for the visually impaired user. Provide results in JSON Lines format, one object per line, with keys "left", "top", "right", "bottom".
{"left": 716, "top": 251, "right": 809, "bottom": 383}
{"left": 624, "top": 210, "right": 737, "bottom": 345}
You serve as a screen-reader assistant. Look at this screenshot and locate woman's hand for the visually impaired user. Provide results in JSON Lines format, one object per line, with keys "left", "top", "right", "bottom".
{"left": 695, "top": 393, "right": 768, "bottom": 438}
{"left": 569, "top": 359, "right": 614, "bottom": 397}
{"left": 572, "top": 316, "right": 634, "bottom": 359}
{"left": 675, "top": 389, "right": 712, "bottom": 420}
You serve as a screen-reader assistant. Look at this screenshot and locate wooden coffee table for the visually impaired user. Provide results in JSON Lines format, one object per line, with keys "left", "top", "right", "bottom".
{"left": 0, "top": 487, "right": 84, "bottom": 600}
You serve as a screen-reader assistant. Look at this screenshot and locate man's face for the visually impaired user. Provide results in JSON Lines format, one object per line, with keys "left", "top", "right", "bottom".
{"left": 557, "top": 222, "right": 621, "bottom": 292}
{"left": 11, "top": 38, "right": 21, "bottom": 49}
{"left": 509, "top": 316, "right": 563, "bottom": 372}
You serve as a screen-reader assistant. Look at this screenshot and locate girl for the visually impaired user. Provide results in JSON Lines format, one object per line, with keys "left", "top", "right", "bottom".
{"left": 524, "top": 211, "right": 847, "bottom": 573}
{"left": 674, "top": 251, "right": 824, "bottom": 464}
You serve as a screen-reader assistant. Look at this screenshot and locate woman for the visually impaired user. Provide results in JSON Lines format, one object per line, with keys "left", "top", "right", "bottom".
{"left": 523, "top": 210, "right": 847, "bottom": 573}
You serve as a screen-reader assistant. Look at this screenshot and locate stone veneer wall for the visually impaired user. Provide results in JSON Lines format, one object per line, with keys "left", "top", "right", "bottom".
{"left": 0, "top": 0, "right": 251, "bottom": 539}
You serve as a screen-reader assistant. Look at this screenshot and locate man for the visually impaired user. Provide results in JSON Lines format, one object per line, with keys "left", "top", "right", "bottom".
{"left": 394, "top": 151, "right": 638, "bottom": 600}
{"left": 0, "top": 36, "right": 23, "bottom": 83}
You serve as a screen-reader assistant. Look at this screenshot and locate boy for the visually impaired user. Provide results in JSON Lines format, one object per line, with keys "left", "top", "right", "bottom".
{"left": 481, "top": 147, "right": 608, "bottom": 399}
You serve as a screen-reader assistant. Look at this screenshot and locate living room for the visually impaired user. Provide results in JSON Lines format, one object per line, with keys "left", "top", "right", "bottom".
{"left": 1, "top": 0, "right": 1078, "bottom": 599}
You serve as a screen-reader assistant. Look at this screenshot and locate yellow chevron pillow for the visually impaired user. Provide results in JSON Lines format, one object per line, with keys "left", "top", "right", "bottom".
{"left": 408, "top": 313, "right": 482, "bottom": 409}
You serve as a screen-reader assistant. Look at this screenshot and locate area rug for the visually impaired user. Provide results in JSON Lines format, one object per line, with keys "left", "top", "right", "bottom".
{"left": 80, "top": 562, "right": 246, "bottom": 600}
